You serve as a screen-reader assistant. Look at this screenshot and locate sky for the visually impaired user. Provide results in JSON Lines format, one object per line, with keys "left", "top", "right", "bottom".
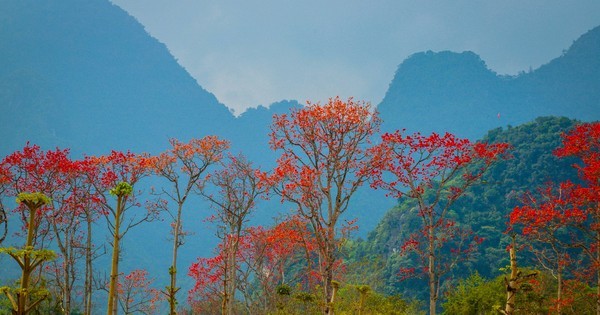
{"left": 109, "top": 0, "right": 600, "bottom": 115}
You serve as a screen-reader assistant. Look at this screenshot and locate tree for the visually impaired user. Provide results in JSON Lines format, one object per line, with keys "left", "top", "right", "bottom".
{"left": 88, "top": 151, "right": 154, "bottom": 315}
{"left": 0, "top": 193, "right": 56, "bottom": 315}
{"left": 261, "top": 97, "right": 381, "bottom": 314}
{"left": 553, "top": 122, "right": 600, "bottom": 315}
{"left": 509, "top": 183, "right": 577, "bottom": 312}
{"left": 370, "top": 131, "right": 509, "bottom": 315}
{"left": 237, "top": 216, "right": 315, "bottom": 313}
{"left": 149, "top": 136, "right": 228, "bottom": 314}
{"left": 117, "top": 269, "right": 162, "bottom": 315}
{"left": 200, "top": 153, "right": 268, "bottom": 315}
{"left": 510, "top": 123, "right": 600, "bottom": 314}
{"left": 77, "top": 157, "right": 107, "bottom": 315}
{"left": 511, "top": 122, "right": 600, "bottom": 314}
{"left": 0, "top": 144, "right": 76, "bottom": 314}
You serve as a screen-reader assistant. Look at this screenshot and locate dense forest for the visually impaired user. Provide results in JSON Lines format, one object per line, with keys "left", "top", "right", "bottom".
{"left": 1, "top": 102, "right": 599, "bottom": 314}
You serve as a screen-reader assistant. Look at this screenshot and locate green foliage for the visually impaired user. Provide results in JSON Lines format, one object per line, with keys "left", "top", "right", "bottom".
{"left": 267, "top": 283, "right": 419, "bottom": 315}
{"left": 276, "top": 284, "right": 291, "bottom": 296}
{"left": 109, "top": 181, "right": 133, "bottom": 197}
{"left": 442, "top": 273, "right": 504, "bottom": 314}
{"left": 334, "top": 283, "right": 423, "bottom": 315}
{"left": 442, "top": 270, "right": 596, "bottom": 314}
{"left": 15, "top": 192, "right": 50, "bottom": 206}
{"left": 0, "top": 247, "right": 57, "bottom": 262}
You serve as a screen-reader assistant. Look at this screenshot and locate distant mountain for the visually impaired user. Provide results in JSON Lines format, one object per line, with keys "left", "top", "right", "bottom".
{"left": 377, "top": 26, "right": 600, "bottom": 139}
{"left": 0, "top": 0, "right": 235, "bottom": 156}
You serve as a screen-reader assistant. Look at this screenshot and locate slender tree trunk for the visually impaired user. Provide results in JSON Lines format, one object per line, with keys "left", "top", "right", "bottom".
{"left": 168, "top": 202, "right": 183, "bottom": 315}
{"left": 556, "top": 267, "right": 562, "bottom": 315}
{"left": 17, "top": 206, "right": 37, "bottom": 315}
{"left": 84, "top": 213, "right": 93, "bottom": 315}
{"left": 428, "top": 220, "right": 436, "bottom": 315}
{"left": 63, "top": 232, "right": 72, "bottom": 315}
{"left": 227, "top": 239, "right": 236, "bottom": 315}
{"left": 221, "top": 264, "right": 228, "bottom": 315}
{"left": 323, "top": 227, "right": 336, "bottom": 315}
{"left": 597, "top": 225, "right": 600, "bottom": 315}
{"left": 505, "top": 245, "right": 518, "bottom": 315}
{"left": 107, "top": 195, "right": 123, "bottom": 315}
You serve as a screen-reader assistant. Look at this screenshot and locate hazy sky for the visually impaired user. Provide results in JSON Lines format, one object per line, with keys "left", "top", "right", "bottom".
{"left": 110, "top": 1, "right": 600, "bottom": 115}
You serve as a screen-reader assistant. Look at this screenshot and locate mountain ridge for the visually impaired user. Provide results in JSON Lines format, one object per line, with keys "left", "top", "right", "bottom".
{"left": 377, "top": 25, "right": 600, "bottom": 139}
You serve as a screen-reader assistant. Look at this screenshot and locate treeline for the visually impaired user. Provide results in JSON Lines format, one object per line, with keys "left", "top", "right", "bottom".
{"left": 0, "top": 99, "right": 598, "bottom": 315}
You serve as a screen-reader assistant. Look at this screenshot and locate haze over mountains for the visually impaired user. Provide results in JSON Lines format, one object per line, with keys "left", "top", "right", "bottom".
{"left": 1, "top": 0, "right": 599, "bottom": 160}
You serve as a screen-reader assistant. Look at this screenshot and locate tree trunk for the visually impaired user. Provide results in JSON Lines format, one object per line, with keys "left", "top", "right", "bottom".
{"left": 107, "top": 195, "right": 123, "bottom": 315}
{"left": 505, "top": 245, "right": 518, "bottom": 315}
{"left": 63, "top": 235, "right": 72, "bottom": 315}
{"left": 597, "top": 223, "right": 600, "bottom": 315}
{"left": 428, "top": 222, "right": 436, "bottom": 315}
{"left": 556, "top": 267, "right": 562, "bottom": 315}
{"left": 323, "top": 228, "right": 336, "bottom": 315}
{"left": 16, "top": 206, "right": 36, "bottom": 315}
{"left": 168, "top": 202, "right": 184, "bottom": 315}
{"left": 84, "top": 214, "right": 93, "bottom": 315}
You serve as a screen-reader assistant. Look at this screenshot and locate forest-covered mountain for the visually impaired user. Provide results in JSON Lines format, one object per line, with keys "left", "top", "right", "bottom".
{"left": 378, "top": 26, "right": 600, "bottom": 139}
{"left": 348, "top": 116, "right": 581, "bottom": 301}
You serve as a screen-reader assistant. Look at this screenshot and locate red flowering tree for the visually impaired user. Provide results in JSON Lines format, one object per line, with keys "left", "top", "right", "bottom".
{"left": 509, "top": 183, "right": 580, "bottom": 313}
{"left": 260, "top": 97, "right": 381, "bottom": 314}
{"left": 200, "top": 153, "right": 268, "bottom": 315}
{"left": 149, "top": 136, "right": 229, "bottom": 314}
{"left": 188, "top": 242, "right": 228, "bottom": 314}
{"left": 188, "top": 217, "right": 315, "bottom": 314}
{"left": 370, "top": 131, "right": 509, "bottom": 315}
{"left": 0, "top": 144, "right": 76, "bottom": 314}
{"left": 43, "top": 157, "right": 89, "bottom": 315}
{"left": 555, "top": 122, "right": 600, "bottom": 315}
{"left": 511, "top": 122, "right": 600, "bottom": 314}
{"left": 237, "top": 216, "right": 316, "bottom": 313}
{"left": 87, "top": 151, "right": 154, "bottom": 315}
{"left": 117, "top": 269, "right": 162, "bottom": 314}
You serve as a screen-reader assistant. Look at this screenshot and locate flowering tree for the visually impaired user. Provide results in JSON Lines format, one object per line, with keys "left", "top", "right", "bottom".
{"left": 511, "top": 122, "right": 600, "bottom": 314}
{"left": 261, "top": 97, "right": 381, "bottom": 314}
{"left": 43, "top": 159, "right": 87, "bottom": 315}
{"left": 554, "top": 122, "right": 600, "bottom": 315}
{"left": 188, "top": 242, "right": 228, "bottom": 314}
{"left": 188, "top": 217, "right": 314, "bottom": 314}
{"left": 0, "top": 144, "right": 76, "bottom": 314}
{"left": 237, "top": 216, "right": 315, "bottom": 313}
{"left": 88, "top": 151, "right": 154, "bottom": 315}
{"left": 117, "top": 269, "right": 162, "bottom": 315}
{"left": 149, "top": 136, "right": 229, "bottom": 314}
{"left": 509, "top": 183, "right": 579, "bottom": 313}
{"left": 200, "top": 153, "right": 268, "bottom": 315}
{"left": 370, "top": 131, "right": 509, "bottom": 315}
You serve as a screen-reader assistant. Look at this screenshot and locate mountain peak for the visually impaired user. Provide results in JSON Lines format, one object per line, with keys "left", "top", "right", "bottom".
{"left": 0, "top": 0, "right": 234, "bottom": 155}
{"left": 377, "top": 26, "right": 600, "bottom": 140}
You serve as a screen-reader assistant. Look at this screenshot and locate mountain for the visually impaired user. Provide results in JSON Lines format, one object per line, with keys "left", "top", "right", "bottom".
{"left": 377, "top": 26, "right": 600, "bottom": 139}
{"left": 0, "top": 0, "right": 235, "bottom": 156}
